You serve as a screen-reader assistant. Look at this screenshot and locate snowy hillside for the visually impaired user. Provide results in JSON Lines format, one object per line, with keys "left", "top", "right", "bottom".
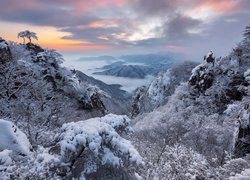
{"left": 131, "top": 26, "right": 250, "bottom": 179}
{"left": 0, "top": 38, "right": 142, "bottom": 179}
{"left": 76, "top": 70, "right": 132, "bottom": 115}
{"left": 0, "top": 39, "right": 134, "bottom": 144}
{"left": 132, "top": 61, "right": 197, "bottom": 116}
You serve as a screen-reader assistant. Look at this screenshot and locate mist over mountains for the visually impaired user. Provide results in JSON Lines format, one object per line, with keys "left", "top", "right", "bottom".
{"left": 93, "top": 54, "right": 180, "bottom": 79}
{"left": 65, "top": 53, "right": 181, "bottom": 92}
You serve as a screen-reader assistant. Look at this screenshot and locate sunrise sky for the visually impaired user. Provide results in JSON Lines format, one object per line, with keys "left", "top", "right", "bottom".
{"left": 0, "top": 0, "right": 249, "bottom": 60}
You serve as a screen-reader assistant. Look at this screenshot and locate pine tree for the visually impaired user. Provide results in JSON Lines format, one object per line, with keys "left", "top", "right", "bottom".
{"left": 243, "top": 25, "right": 250, "bottom": 39}
{"left": 18, "top": 30, "right": 38, "bottom": 44}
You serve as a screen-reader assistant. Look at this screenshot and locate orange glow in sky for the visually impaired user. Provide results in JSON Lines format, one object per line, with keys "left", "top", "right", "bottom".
{"left": 185, "top": 0, "right": 240, "bottom": 20}
{"left": 0, "top": 20, "right": 109, "bottom": 51}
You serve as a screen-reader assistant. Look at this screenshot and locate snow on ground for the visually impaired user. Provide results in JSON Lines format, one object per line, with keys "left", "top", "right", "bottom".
{"left": 230, "top": 169, "right": 250, "bottom": 180}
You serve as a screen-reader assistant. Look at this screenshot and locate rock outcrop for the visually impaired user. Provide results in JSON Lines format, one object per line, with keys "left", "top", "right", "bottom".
{"left": 189, "top": 64, "right": 214, "bottom": 93}
{"left": 234, "top": 104, "right": 250, "bottom": 157}
{"left": 0, "top": 37, "right": 11, "bottom": 64}
{"left": 131, "top": 61, "right": 197, "bottom": 117}
{"left": 188, "top": 51, "right": 249, "bottom": 113}
{"left": 26, "top": 42, "right": 44, "bottom": 54}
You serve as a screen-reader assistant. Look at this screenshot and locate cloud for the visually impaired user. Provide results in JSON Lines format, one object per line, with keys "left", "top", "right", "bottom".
{"left": 133, "top": 0, "right": 177, "bottom": 16}
{"left": 165, "top": 14, "right": 202, "bottom": 38}
{"left": 0, "top": 1, "right": 99, "bottom": 27}
{"left": 0, "top": 0, "right": 249, "bottom": 57}
{"left": 61, "top": 26, "right": 121, "bottom": 44}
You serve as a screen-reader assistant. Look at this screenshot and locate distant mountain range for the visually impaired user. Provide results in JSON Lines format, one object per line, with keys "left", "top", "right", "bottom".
{"left": 91, "top": 53, "right": 180, "bottom": 79}
{"left": 93, "top": 64, "right": 149, "bottom": 79}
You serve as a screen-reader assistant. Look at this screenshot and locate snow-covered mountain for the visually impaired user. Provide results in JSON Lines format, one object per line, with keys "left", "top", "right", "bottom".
{"left": 131, "top": 61, "right": 198, "bottom": 116}
{"left": 131, "top": 26, "right": 250, "bottom": 179}
{"left": 0, "top": 25, "right": 250, "bottom": 180}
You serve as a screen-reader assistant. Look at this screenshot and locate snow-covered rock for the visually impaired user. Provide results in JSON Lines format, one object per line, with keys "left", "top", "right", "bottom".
{"left": 230, "top": 168, "right": 250, "bottom": 180}
{"left": 189, "top": 62, "right": 214, "bottom": 93}
{"left": 224, "top": 104, "right": 239, "bottom": 115}
{"left": 244, "top": 69, "right": 250, "bottom": 82}
{"left": 0, "top": 119, "right": 31, "bottom": 156}
{"left": 0, "top": 38, "right": 11, "bottom": 63}
{"left": 132, "top": 61, "right": 197, "bottom": 116}
{"left": 0, "top": 149, "right": 12, "bottom": 166}
{"left": 0, "top": 41, "right": 8, "bottom": 49}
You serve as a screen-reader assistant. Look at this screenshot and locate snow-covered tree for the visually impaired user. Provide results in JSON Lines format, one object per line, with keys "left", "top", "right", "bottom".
{"left": 243, "top": 25, "right": 250, "bottom": 39}
{"left": 18, "top": 30, "right": 38, "bottom": 44}
{"left": 0, "top": 115, "right": 142, "bottom": 179}
{"left": 56, "top": 114, "right": 142, "bottom": 179}
{"left": 17, "top": 31, "right": 26, "bottom": 44}
{"left": 138, "top": 144, "right": 216, "bottom": 180}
